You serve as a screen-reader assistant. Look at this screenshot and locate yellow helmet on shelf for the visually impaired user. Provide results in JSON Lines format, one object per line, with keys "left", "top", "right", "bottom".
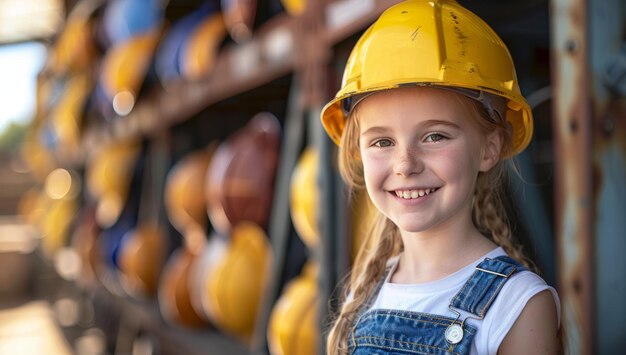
{"left": 86, "top": 141, "right": 141, "bottom": 228}
{"left": 289, "top": 148, "right": 319, "bottom": 249}
{"left": 268, "top": 261, "right": 319, "bottom": 355}
{"left": 50, "top": 0, "right": 102, "bottom": 74}
{"left": 204, "top": 222, "right": 272, "bottom": 341}
{"left": 181, "top": 12, "right": 227, "bottom": 81}
{"left": 320, "top": 0, "right": 533, "bottom": 157}
{"left": 281, "top": 0, "right": 306, "bottom": 16}
{"left": 50, "top": 74, "right": 92, "bottom": 152}
{"left": 189, "top": 232, "right": 229, "bottom": 324}
{"left": 100, "top": 28, "right": 162, "bottom": 114}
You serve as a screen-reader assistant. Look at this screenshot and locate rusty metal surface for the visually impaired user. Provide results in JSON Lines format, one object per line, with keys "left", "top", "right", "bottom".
{"left": 551, "top": 0, "right": 595, "bottom": 353}
{"left": 590, "top": 0, "right": 626, "bottom": 353}
{"left": 553, "top": 0, "right": 626, "bottom": 353}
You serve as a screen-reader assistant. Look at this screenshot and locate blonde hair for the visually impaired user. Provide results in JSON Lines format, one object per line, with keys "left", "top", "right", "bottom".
{"left": 326, "top": 88, "right": 537, "bottom": 355}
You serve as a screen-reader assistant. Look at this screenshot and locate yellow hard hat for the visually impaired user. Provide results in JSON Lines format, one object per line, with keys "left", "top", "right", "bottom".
{"left": 267, "top": 261, "right": 319, "bottom": 355}
{"left": 50, "top": 0, "right": 101, "bottom": 74}
{"left": 86, "top": 141, "right": 141, "bottom": 228}
{"left": 289, "top": 148, "right": 319, "bottom": 249}
{"left": 100, "top": 28, "right": 162, "bottom": 114}
{"left": 204, "top": 222, "right": 272, "bottom": 341}
{"left": 51, "top": 74, "right": 92, "bottom": 152}
{"left": 281, "top": 0, "right": 306, "bottom": 16}
{"left": 320, "top": 0, "right": 533, "bottom": 157}
{"left": 188, "top": 232, "right": 228, "bottom": 323}
{"left": 181, "top": 13, "right": 227, "bottom": 80}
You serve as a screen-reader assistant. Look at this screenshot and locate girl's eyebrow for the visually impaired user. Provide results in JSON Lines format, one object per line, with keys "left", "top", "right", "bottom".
{"left": 360, "top": 126, "right": 390, "bottom": 136}
{"left": 419, "top": 119, "right": 461, "bottom": 130}
{"left": 360, "top": 120, "right": 461, "bottom": 136}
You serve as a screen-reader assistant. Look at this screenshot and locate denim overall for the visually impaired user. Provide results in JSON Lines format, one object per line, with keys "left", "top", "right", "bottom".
{"left": 348, "top": 256, "right": 525, "bottom": 355}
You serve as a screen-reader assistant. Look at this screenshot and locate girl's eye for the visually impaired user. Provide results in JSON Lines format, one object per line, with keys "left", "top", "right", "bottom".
{"left": 425, "top": 133, "right": 447, "bottom": 142}
{"left": 372, "top": 139, "right": 393, "bottom": 148}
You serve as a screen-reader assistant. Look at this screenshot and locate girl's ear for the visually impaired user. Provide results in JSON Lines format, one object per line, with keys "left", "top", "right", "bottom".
{"left": 479, "top": 131, "right": 503, "bottom": 172}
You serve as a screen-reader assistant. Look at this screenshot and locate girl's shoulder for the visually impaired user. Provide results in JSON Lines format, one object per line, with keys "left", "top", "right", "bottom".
{"left": 476, "top": 268, "right": 561, "bottom": 353}
{"left": 499, "top": 269, "right": 560, "bottom": 316}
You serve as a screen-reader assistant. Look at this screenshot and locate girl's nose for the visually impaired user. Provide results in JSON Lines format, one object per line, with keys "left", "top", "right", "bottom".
{"left": 393, "top": 147, "right": 423, "bottom": 177}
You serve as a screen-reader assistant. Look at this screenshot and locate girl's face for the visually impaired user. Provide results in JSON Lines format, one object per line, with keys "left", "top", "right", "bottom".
{"left": 357, "top": 87, "right": 500, "bottom": 235}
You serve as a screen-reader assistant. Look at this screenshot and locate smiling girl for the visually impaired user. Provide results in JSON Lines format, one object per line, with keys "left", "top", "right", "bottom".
{"left": 321, "top": 1, "right": 560, "bottom": 354}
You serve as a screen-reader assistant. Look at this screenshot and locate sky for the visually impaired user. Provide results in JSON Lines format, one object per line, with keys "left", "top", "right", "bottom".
{"left": 0, "top": 41, "right": 47, "bottom": 134}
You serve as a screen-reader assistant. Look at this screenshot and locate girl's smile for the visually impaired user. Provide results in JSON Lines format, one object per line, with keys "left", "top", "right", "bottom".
{"left": 391, "top": 187, "right": 439, "bottom": 201}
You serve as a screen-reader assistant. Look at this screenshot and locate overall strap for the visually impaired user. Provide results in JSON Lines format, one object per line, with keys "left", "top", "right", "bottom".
{"left": 449, "top": 256, "right": 526, "bottom": 319}
{"left": 348, "top": 264, "right": 391, "bottom": 350}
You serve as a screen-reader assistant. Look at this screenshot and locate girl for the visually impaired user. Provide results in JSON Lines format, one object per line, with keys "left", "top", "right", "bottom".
{"left": 320, "top": 1, "right": 560, "bottom": 354}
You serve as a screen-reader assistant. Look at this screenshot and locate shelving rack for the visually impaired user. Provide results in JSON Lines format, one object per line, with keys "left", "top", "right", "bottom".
{"left": 33, "top": 0, "right": 567, "bottom": 354}
{"left": 37, "top": 1, "right": 409, "bottom": 354}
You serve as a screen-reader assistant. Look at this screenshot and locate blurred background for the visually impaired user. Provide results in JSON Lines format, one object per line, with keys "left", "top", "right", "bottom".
{"left": 0, "top": 0, "right": 623, "bottom": 354}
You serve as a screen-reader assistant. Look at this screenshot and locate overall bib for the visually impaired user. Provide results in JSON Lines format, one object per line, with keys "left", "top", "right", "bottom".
{"left": 348, "top": 256, "right": 525, "bottom": 355}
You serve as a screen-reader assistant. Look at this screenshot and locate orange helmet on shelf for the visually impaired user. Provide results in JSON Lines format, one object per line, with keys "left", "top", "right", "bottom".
{"left": 158, "top": 247, "right": 208, "bottom": 327}
{"left": 164, "top": 146, "right": 216, "bottom": 236}
{"left": 118, "top": 223, "right": 168, "bottom": 297}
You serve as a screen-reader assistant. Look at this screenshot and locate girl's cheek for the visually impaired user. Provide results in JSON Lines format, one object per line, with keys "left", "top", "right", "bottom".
{"left": 361, "top": 152, "right": 387, "bottom": 167}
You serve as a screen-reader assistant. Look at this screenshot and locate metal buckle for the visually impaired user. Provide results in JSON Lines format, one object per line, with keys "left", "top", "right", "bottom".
{"left": 476, "top": 258, "right": 516, "bottom": 278}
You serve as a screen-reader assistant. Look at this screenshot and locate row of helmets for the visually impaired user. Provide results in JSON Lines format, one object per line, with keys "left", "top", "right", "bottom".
{"left": 19, "top": 111, "right": 376, "bottom": 351}
{"left": 70, "top": 112, "right": 279, "bottom": 343}
{"left": 31, "top": 0, "right": 308, "bottom": 162}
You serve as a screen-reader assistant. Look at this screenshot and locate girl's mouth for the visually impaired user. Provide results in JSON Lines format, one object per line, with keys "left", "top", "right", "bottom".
{"left": 393, "top": 188, "right": 438, "bottom": 200}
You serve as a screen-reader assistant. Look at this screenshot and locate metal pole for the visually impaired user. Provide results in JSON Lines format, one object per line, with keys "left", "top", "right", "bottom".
{"left": 550, "top": 0, "right": 595, "bottom": 353}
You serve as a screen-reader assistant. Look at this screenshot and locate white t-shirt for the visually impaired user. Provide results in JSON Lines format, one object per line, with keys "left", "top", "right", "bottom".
{"left": 369, "top": 247, "right": 561, "bottom": 355}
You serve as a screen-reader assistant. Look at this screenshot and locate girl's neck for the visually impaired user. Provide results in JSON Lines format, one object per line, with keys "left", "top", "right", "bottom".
{"left": 392, "top": 221, "right": 497, "bottom": 284}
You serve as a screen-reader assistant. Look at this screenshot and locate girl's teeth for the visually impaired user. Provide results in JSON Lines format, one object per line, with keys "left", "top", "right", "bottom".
{"left": 395, "top": 188, "right": 436, "bottom": 199}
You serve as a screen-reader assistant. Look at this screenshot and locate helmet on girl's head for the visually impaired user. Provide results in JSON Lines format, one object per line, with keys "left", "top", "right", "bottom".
{"left": 320, "top": 0, "right": 533, "bottom": 158}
